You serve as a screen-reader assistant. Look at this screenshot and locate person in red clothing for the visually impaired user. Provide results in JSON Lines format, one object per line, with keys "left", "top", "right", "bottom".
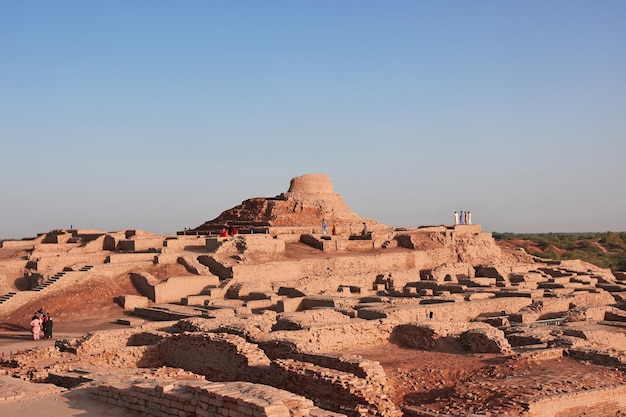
{"left": 220, "top": 228, "right": 228, "bottom": 237}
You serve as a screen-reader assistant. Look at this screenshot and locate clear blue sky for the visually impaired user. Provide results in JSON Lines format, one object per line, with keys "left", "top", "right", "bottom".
{"left": 2, "top": 1, "right": 625, "bottom": 239}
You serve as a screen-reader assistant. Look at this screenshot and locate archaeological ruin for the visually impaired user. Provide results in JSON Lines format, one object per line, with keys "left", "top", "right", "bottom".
{"left": 2, "top": 173, "right": 626, "bottom": 417}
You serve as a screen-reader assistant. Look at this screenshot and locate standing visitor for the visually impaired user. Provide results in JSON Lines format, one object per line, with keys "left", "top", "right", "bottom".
{"left": 43, "top": 314, "right": 53, "bottom": 339}
{"left": 332, "top": 224, "right": 337, "bottom": 236}
{"left": 460, "top": 211, "right": 465, "bottom": 225}
{"left": 30, "top": 314, "right": 42, "bottom": 341}
{"left": 467, "top": 211, "right": 472, "bottom": 225}
{"left": 454, "top": 211, "right": 459, "bottom": 225}
{"left": 322, "top": 219, "right": 328, "bottom": 234}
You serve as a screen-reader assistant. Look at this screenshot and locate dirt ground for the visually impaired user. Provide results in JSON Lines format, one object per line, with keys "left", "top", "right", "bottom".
{"left": 0, "top": 259, "right": 167, "bottom": 417}
{"left": 0, "top": 314, "right": 143, "bottom": 417}
{"left": 350, "top": 342, "right": 626, "bottom": 416}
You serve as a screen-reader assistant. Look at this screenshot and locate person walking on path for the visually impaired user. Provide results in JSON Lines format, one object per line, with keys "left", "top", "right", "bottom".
{"left": 30, "top": 314, "right": 42, "bottom": 341}
{"left": 43, "top": 314, "right": 53, "bottom": 339}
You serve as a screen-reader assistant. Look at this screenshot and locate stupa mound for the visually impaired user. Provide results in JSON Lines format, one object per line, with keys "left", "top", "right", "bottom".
{"left": 184, "top": 173, "right": 384, "bottom": 235}
{"left": 287, "top": 173, "right": 334, "bottom": 193}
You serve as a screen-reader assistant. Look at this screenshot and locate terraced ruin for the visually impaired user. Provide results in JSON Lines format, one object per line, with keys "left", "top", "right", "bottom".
{"left": 2, "top": 174, "right": 626, "bottom": 417}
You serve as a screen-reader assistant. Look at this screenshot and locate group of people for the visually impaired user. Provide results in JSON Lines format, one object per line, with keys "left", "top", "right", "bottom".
{"left": 454, "top": 211, "right": 472, "bottom": 225}
{"left": 29, "top": 307, "right": 53, "bottom": 341}
{"left": 321, "top": 219, "right": 338, "bottom": 236}
{"left": 219, "top": 225, "right": 238, "bottom": 237}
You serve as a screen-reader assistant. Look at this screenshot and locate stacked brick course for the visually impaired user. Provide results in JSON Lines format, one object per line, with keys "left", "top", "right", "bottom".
{"left": 90, "top": 379, "right": 346, "bottom": 417}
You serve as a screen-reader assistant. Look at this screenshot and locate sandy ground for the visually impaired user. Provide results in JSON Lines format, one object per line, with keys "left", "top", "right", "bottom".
{"left": 0, "top": 376, "right": 142, "bottom": 417}
{"left": 0, "top": 319, "right": 144, "bottom": 417}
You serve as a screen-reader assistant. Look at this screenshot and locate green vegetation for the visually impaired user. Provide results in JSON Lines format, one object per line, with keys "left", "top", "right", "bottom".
{"left": 493, "top": 232, "right": 626, "bottom": 272}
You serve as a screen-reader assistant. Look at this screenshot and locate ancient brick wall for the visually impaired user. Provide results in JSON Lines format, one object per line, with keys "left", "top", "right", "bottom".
{"left": 107, "top": 253, "right": 156, "bottom": 264}
{"left": 35, "top": 253, "right": 109, "bottom": 271}
{"left": 153, "top": 275, "right": 219, "bottom": 303}
{"left": 90, "top": 379, "right": 345, "bottom": 417}
{"left": 0, "top": 239, "right": 37, "bottom": 249}
{"left": 266, "top": 359, "right": 400, "bottom": 417}
{"left": 87, "top": 345, "right": 161, "bottom": 368}
{"left": 151, "top": 330, "right": 399, "bottom": 417}
{"left": 75, "top": 329, "right": 166, "bottom": 354}
{"left": 358, "top": 297, "right": 533, "bottom": 322}
{"left": 157, "top": 333, "right": 271, "bottom": 381}
{"left": 130, "top": 272, "right": 158, "bottom": 301}
{"left": 524, "top": 385, "right": 626, "bottom": 416}
{"left": 164, "top": 236, "right": 207, "bottom": 250}
{"left": 262, "top": 320, "right": 397, "bottom": 353}
{"left": 567, "top": 347, "right": 626, "bottom": 367}
{"left": 287, "top": 353, "right": 390, "bottom": 392}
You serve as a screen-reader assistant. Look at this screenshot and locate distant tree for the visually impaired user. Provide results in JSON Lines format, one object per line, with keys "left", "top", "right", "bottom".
{"left": 603, "top": 231, "right": 625, "bottom": 250}
{"left": 617, "top": 254, "right": 626, "bottom": 272}
{"left": 538, "top": 248, "right": 561, "bottom": 261}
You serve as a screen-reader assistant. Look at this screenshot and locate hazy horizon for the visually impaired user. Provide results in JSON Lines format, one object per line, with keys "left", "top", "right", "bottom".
{"left": 2, "top": 1, "right": 625, "bottom": 239}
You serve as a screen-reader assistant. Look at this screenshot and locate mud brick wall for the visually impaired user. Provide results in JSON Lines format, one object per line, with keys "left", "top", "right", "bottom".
{"left": 157, "top": 332, "right": 271, "bottom": 381}
{"left": 153, "top": 275, "right": 220, "bottom": 303}
{"left": 266, "top": 359, "right": 400, "bottom": 417}
{"left": 254, "top": 339, "right": 390, "bottom": 391}
{"left": 536, "top": 292, "right": 615, "bottom": 316}
{"left": 525, "top": 385, "right": 626, "bottom": 417}
{"left": 359, "top": 297, "right": 533, "bottom": 322}
{"left": 86, "top": 345, "right": 161, "bottom": 368}
{"left": 262, "top": 319, "right": 398, "bottom": 353}
{"left": 151, "top": 331, "right": 398, "bottom": 416}
{"left": 164, "top": 236, "right": 207, "bottom": 250}
{"left": 75, "top": 329, "right": 165, "bottom": 354}
{"left": 90, "top": 379, "right": 346, "bottom": 417}
{"left": 108, "top": 253, "right": 156, "bottom": 263}
{"left": 292, "top": 353, "right": 390, "bottom": 391}
{"left": 567, "top": 347, "right": 626, "bottom": 368}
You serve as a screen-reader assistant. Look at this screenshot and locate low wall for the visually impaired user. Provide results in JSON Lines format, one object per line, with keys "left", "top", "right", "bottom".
{"left": 118, "top": 294, "right": 150, "bottom": 310}
{"left": 164, "top": 236, "right": 207, "bottom": 250}
{"left": 154, "top": 275, "right": 220, "bottom": 303}
{"left": 34, "top": 254, "right": 108, "bottom": 271}
{"left": 158, "top": 333, "right": 271, "bottom": 381}
{"left": 197, "top": 256, "right": 233, "bottom": 279}
{"left": 177, "top": 256, "right": 212, "bottom": 275}
{"left": 273, "top": 309, "right": 351, "bottom": 331}
{"left": 276, "top": 352, "right": 389, "bottom": 391}
{"left": 358, "top": 297, "right": 533, "bottom": 322}
{"left": 130, "top": 272, "right": 158, "bottom": 301}
{"left": 510, "top": 292, "right": 617, "bottom": 323}
{"left": 75, "top": 329, "right": 166, "bottom": 354}
{"left": 90, "top": 380, "right": 345, "bottom": 417}
{"left": 567, "top": 347, "right": 626, "bottom": 368}
{"left": 155, "top": 332, "right": 398, "bottom": 417}
{"left": 108, "top": 253, "right": 157, "bottom": 264}
{"left": 268, "top": 359, "right": 400, "bottom": 417}
{"left": 117, "top": 237, "right": 165, "bottom": 251}
{"left": 525, "top": 384, "right": 626, "bottom": 417}
{"left": 261, "top": 319, "right": 398, "bottom": 354}
{"left": 0, "top": 239, "right": 36, "bottom": 249}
